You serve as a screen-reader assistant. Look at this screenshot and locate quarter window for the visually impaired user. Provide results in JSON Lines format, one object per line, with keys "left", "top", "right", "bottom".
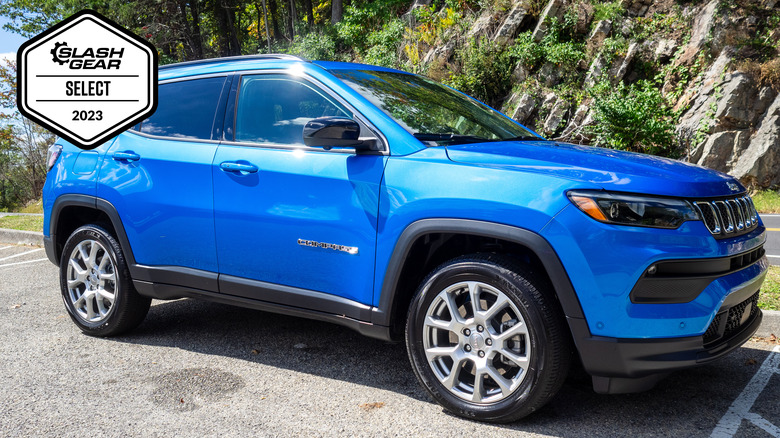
{"left": 235, "top": 74, "right": 351, "bottom": 145}
{"left": 140, "top": 76, "right": 226, "bottom": 140}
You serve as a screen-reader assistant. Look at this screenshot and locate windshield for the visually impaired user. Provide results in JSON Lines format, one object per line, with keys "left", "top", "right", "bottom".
{"left": 329, "top": 69, "right": 540, "bottom": 146}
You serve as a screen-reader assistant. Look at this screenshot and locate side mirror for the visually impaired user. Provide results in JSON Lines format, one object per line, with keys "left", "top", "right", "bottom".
{"left": 303, "top": 117, "right": 379, "bottom": 151}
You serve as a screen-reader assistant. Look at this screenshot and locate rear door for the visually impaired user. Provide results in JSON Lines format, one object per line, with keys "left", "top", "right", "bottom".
{"left": 97, "top": 75, "right": 229, "bottom": 274}
{"left": 212, "top": 72, "right": 386, "bottom": 306}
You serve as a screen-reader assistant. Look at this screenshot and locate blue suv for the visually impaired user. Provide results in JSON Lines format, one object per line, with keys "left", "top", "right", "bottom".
{"left": 42, "top": 54, "right": 768, "bottom": 422}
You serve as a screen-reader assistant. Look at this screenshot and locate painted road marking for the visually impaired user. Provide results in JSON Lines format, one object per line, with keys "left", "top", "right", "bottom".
{"left": 0, "top": 246, "right": 16, "bottom": 251}
{"left": 768, "top": 255, "right": 780, "bottom": 259}
{"left": 0, "top": 257, "right": 49, "bottom": 268}
{"left": 710, "top": 345, "right": 780, "bottom": 437}
{"left": 767, "top": 228, "right": 780, "bottom": 231}
{"left": 0, "top": 248, "right": 42, "bottom": 262}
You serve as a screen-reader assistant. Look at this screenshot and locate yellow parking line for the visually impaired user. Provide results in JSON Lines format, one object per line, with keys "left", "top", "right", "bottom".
{"left": 767, "top": 228, "right": 780, "bottom": 231}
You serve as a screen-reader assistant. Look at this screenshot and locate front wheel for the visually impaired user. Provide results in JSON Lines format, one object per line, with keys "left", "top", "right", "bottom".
{"left": 405, "top": 254, "right": 571, "bottom": 423}
{"left": 59, "top": 225, "right": 150, "bottom": 336}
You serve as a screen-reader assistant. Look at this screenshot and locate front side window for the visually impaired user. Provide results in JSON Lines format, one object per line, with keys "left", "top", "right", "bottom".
{"left": 329, "top": 69, "right": 538, "bottom": 146}
{"left": 140, "top": 76, "right": 226, "bottom": 140}
{"left": 235, "top": 74, "right": 351, "bottom": 145}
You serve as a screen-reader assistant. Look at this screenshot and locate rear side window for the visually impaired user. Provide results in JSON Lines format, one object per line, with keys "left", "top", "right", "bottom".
{"left": 235, "top": 74, "right": 351, "bottom": 145}
{"left": 140, "top": 77, "right": 226, "bottom": 140}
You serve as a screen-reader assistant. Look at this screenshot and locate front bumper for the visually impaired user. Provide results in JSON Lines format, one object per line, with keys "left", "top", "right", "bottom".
{"left": 572, "top": 268, "right": 764, "bottom": 393}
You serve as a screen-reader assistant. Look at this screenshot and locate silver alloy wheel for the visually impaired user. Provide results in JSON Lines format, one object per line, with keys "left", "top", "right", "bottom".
{"left": 423, "top": 281, "right": 531, "bottom": 404}
{"left": 66, "top": 239, "right": 117, "bottom": 323}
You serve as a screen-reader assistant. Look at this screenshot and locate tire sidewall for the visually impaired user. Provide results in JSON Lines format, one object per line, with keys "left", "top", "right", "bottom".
{"left": 406, "top": 259, "right": 552, "bottom": 421}
{"left": 59, "top": 225, "right": 126, "bottom": 334}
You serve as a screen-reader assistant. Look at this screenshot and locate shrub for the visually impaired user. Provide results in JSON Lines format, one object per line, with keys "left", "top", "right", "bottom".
{"left": 588, "top": 80, "right": 679, "bottom": 157}
{"left": 592, "top": 0, "right": 625, "bottom": 22}
{"left": 446, "top": 38, "right": 515, "bottom": 107}
{"left": 363, "top": 19, "right": 405, "bottom": 68}
{"left": 288, "top": 32, "right": 337, "bottom": 61}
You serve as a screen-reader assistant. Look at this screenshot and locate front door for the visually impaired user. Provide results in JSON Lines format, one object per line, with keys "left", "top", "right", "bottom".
{"left": 213, "top": 73, "right": 386, "bottom": 306}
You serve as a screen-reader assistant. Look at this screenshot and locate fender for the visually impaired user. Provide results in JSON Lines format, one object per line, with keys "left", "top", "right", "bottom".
{"left": 48, "top": 194, "right": 137, "bottom": 267}
{"left": 371, "top": 218, "right": 587, "bottom": 328}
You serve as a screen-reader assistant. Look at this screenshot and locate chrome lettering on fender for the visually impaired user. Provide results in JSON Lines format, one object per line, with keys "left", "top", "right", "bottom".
{"left": 297, "top": 239, "right": 359, "bottom": 255}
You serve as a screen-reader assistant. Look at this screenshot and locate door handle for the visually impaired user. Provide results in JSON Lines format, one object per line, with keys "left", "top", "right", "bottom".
{"left": 220, "top": 161, "right": 258, "bottom": 174}
{"left": 112, "top": 151, "right": 140, "bottom": 162}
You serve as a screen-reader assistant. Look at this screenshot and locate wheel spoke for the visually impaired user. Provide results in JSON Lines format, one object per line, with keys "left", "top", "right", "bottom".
{"left": 486, "top": 365, "right": 513, "bottom": 396}
{"left": 69, "top": 259, "right": 87, "bottom": 277}
{"left": 96, "top": 294, "right": 109, "bottom": 316}
{"left": 500, "top": 350, "right": 530, "bottom": 369}
{"left": 68, "top": 278, "right": 84, "bottom": 289}
{"left": 494, "top": 321, "right": 527, "bottom": 342}
{"left": 472, "top": 370, "right": 485, "bottom": 402}
{"left": 84, "top": 292, "right": 96, "bottom": 319}
{"left": 425, "top": 315, "right": 454, "bottom": 332}
{"left": 88, "top": 241, "right": 98, "bottom": 267}
{"left": 441, "top": 355, "right": 467, "bottom": 390}
{"left": 98, "top": 252, "right": 110, "bottom": 270}
{"left": 443, "top": 291, "right": 465, "bottom": 324}
{"left": 99, "top": 271, "right": 116, "bottom": 283}
{"left": 77, "top": 242, "right": 89, "bottom": 265}
{"left": 425, "top": 345, "right": 458, "bottom": 362}
{"left": 482, "top": 294, "right": 509, "bottom": 322}
{"left": 467, "top": 281, "right": 481, "bottom": 316}
{"left": 73, "top": 294, "right": 86, "bottom": 309}
{"left": 97, "top": 289, "right": 115, "bottom": 303}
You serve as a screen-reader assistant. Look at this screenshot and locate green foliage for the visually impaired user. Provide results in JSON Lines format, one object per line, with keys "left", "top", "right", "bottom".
{"left": 336, "top": 0, "right": 408, "bottom": 51}
{"left": 446, "top": 38, "right": 515, "bottom": 107}
{"left": 588, "top": 80, "right": 679, "bottom": 157}
{"left": 591, "top": 0, "right": 625, "bottom": 22}
{"left": 752, "top": 189, "right": 780, "bottom": 213}
{"left": 0, "top": 215, "right": 43, "bottom": 232}
{"left": 760, "top": 266, "right": 780, "bottom": 311}
{"left": 363, "top": 19, "right": 405, "bottom": 67}
{"left": 288, "top": 31, "right": 337, "bottom": 61}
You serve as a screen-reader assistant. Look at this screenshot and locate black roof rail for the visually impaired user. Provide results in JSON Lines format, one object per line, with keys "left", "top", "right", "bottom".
{"left": 159, "top": 54, "right": 309, "bottom": 70}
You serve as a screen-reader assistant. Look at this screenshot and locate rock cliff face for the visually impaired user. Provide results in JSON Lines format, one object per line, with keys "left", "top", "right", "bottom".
{"left": 433, "top": 0, "right": 780, "bottom": 188}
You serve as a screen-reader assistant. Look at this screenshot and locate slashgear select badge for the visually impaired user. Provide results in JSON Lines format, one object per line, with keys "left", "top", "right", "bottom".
{"left": 17, "top": 10, "right": 157, "bottom": 149}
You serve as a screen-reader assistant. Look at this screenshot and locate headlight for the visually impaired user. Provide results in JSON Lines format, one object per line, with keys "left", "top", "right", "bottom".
{"left": 567, "top": 190, "right": 699, "bottom": 229}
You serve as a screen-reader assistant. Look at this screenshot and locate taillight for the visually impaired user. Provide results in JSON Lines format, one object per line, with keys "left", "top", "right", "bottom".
{"left": 47, "top": 143, "right": 63, "bottom": 172}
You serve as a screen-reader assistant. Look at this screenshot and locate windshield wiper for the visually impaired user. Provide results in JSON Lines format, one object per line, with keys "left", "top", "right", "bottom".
{"left": 413, "top": 133, "right": 492, "bottom": 144}
{"left": 499, "top": 135, "right": 543, "bottom": 142}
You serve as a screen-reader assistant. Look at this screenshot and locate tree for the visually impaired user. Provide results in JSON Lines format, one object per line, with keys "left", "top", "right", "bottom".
{"left": 332, "top": 0, "right": 343, "bottom": 24}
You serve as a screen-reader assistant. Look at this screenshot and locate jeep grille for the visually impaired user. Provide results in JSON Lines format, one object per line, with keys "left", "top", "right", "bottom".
{"left": 693, "top": 195, "right": 759, "bottom": 239}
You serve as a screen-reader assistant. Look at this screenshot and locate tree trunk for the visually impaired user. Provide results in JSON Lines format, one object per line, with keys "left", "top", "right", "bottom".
{"left": 285, "top": 0, "right": 295, "bottom": 39}
{"left": 190, "top": 0, "right": 204, "bottom": 59}
{"left": 259, "top": 0, "right": 271, "bottom": 53}
{"left": 268, "top": 0, "right": 281, "bottom": 40}
{"left": 331, "top": 0, "right": 343, "bottom": 24}
{"left": 303, "top": 0, "right": 313, "bottom": 28}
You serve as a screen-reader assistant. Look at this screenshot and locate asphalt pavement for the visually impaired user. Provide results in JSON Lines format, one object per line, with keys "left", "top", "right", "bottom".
{"left": 1, "top": 244, "right": 779, "bottom": 437}
{"left": 762, "top": 214, "right": 780, "bottom": 267}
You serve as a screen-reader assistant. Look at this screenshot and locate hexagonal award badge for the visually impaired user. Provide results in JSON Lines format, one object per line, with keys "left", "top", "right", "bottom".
{"left": 17, "top": 10, "right": 157, "bottom": 149}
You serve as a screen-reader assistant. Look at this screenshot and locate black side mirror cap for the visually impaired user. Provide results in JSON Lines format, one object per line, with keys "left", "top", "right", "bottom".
{"left": 303, "top": 117, "right": 380, "bottom": 151}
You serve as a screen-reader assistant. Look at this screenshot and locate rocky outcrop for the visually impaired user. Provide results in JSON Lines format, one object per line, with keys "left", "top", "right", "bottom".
{"left": 675, "top": 0, "right": 718, "bottom": 65}
{"left": 493, "top": 2, "right": 530, "bottom": 45}
{"left": 532, "top": 0, "right": 567, "bottom": 42}
{"left": 731, "top": 95, "right": 780, "bottom": 187}
{"left": 544, "top": 99, "right": 571, "bottom": 135}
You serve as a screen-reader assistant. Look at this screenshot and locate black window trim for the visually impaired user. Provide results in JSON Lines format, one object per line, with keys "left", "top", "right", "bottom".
{"left": 222, "top": 69, "right": 389, "bottom": 156}
{"left": 129, "top": 73, "right": 232, "bottom": 144}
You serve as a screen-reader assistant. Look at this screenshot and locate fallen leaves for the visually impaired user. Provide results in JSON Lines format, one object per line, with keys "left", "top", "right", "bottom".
{"left": 745, "top": 358, "right": 758, "bottom": 365}
{"left": 359, "top": 402, "right": 385, "bottom": 411}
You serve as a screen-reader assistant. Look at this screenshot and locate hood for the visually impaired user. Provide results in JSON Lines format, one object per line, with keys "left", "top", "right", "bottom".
{"left": 445, "top": 141, "right": 743, "bottom": 198}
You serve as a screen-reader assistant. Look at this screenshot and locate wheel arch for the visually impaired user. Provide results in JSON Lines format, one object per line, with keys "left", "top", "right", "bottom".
{"left": 372, "top": 219, "right": 587, "bottom": 339}
{"left": 49, "top": 194, "right": 136, "bottom": 267}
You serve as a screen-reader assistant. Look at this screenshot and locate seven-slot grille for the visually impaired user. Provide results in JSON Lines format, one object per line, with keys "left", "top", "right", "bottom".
{"left": 692, "top": 195, "right": 759, "bottom": 238}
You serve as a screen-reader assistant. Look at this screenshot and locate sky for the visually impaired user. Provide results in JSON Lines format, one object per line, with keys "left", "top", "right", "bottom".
{"left": 0, "top": 16, "right": 28, "bottom": 62}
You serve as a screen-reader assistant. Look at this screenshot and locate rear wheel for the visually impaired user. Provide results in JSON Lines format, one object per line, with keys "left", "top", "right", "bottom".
{"left": 405, "top": 254, "right": 570, "bottom": 423}
{"left": 59, "top": 225, "right": 150, "bottom": 336}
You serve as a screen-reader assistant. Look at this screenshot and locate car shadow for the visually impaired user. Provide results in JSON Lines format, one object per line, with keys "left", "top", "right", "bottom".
{"left": 114, "top": 298, "right": 775, "bottom": 436}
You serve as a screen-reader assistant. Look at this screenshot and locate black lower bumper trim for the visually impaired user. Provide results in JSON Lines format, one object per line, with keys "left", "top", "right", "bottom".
{"left": 571, "top": 308, "right": 762, "bottom": 381}
{"left": 43, "top": 235, "right": 57, "bottom": 265}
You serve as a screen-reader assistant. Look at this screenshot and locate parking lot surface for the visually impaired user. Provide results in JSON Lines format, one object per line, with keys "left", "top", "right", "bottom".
{"left": 762, "top": 215, "right": 780, "bottom": 266}
{"left": 1, "top": 244, "right": 778, "bottom": 437}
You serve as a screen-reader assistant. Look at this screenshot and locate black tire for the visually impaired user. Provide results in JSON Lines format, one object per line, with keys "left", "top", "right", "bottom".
{"left": 405, "top": 253, "right": 571, "bottom": 423}
{"left": 59, "top": 225, "right": 150, "bottom": 336}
